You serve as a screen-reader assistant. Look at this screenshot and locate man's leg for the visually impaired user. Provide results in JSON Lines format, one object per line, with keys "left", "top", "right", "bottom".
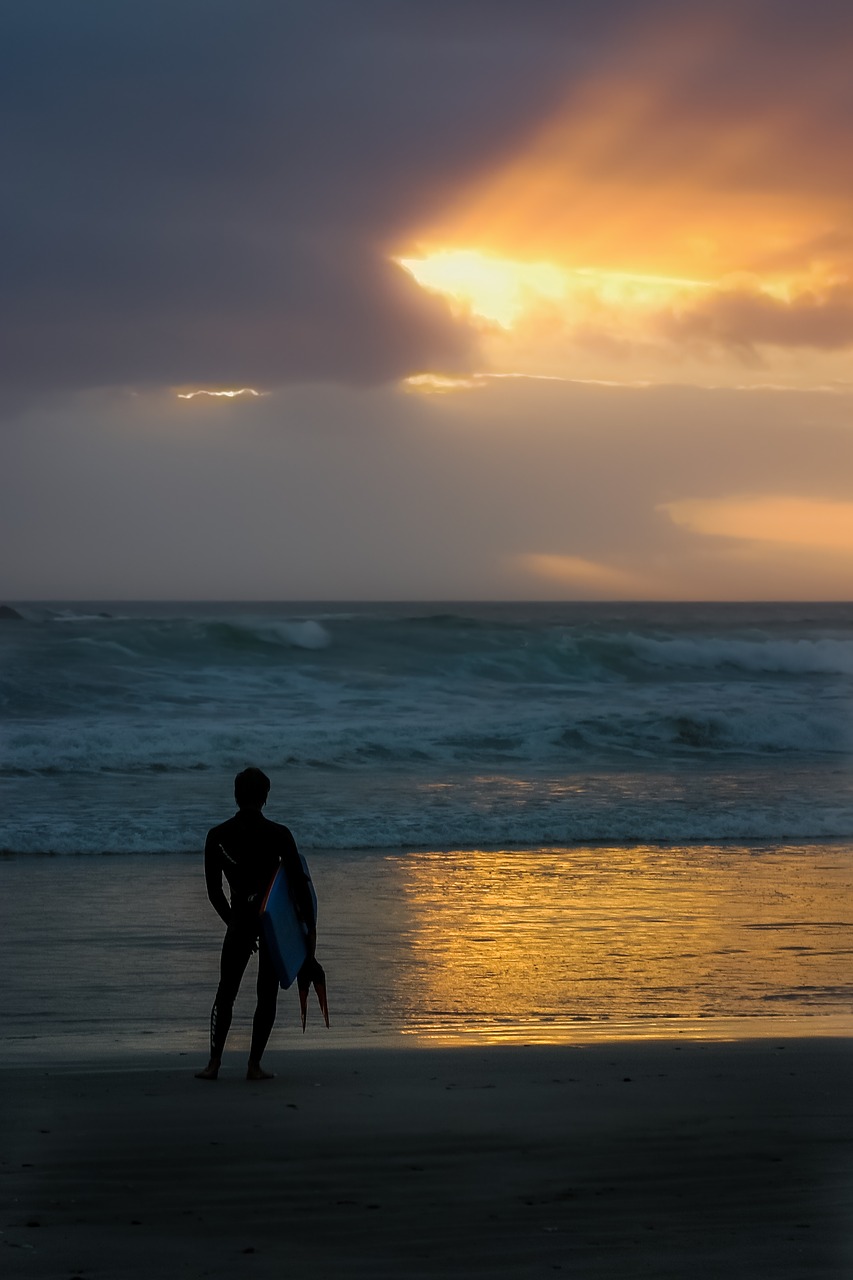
{"left": 195, "top": 926, "right": 254, "bottom": 1080}
{"left": 246, "top": 938, "right": 280, "bottom": 1080}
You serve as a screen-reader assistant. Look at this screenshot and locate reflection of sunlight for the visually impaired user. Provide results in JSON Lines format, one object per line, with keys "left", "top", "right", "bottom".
{"left": 662, "top": 496, "right": 853, "bottom": 553}
{"left": 392, "top": 847, "right": 853, "bottom": 1045}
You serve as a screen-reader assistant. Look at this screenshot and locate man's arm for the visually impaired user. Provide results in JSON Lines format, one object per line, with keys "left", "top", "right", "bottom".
{"left": 203, "top": 832, "right": 232, "bottom": 926}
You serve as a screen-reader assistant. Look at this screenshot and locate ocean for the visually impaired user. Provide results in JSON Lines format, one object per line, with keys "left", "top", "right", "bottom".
{"left": 2, "top": 600, "right": 852, "bottom": 1055}
{"left": 2, "top": 600, "right": 852, "bottom": 852}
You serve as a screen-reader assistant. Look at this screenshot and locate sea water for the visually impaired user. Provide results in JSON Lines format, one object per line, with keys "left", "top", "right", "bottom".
{"left": 2, "top": 600, "right": 852, "bottom": 851}
{"left": 1, "top": 601, "right": 852, "bottom": 1054}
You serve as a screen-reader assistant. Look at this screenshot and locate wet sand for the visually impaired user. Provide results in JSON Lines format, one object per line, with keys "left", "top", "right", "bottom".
{"left": 4, "top": 847, "right": 853, "bottom": 1062}
{"left": 3, "top": 1038, "right": 852, "bottom": 1278}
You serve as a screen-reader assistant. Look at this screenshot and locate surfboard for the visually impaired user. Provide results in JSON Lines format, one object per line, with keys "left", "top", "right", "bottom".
{"left": 259, "top": 855, "right": 318, "bottom": 990}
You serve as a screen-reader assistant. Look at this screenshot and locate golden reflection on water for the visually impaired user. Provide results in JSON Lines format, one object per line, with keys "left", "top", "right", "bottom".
{"left": 392, "top": 846, "right": 853, "bottom": 1045}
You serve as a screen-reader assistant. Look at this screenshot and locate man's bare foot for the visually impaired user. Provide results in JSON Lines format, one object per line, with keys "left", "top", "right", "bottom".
{"left": 246, "top": 1063, "right": 275, "bottom": 1081}
{"left": 194, "top": 1060, "right": 220, "bottom": 1080}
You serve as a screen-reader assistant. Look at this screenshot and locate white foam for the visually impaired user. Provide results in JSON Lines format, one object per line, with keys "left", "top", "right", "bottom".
{"left": 277, "top": 620, "right": 331, "bottom": 650}
{"left": 3, "top": 603, "right": 851, "bottom": 852}
{"left": 627, "top": 633, "right": 853, "bottom": 676}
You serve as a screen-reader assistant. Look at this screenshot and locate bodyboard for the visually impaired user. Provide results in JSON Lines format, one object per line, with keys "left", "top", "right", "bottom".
{"left": 259, "top": 855, "right": 318, "bottom": 990}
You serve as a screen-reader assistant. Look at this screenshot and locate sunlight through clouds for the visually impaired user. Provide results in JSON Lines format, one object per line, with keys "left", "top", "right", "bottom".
{"left": 395, "top": 13, "right": 853, "bottom": 394}
{"left": 398, "top": 250, "right": 567, "bottom": 326}
{"left": 398, "top": 250, "right": 708, "bottom": 329}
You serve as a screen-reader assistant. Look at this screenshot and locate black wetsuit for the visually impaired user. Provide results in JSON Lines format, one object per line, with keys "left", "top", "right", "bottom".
{"left": 203, "top": 807, "right": 315, "bottom": 1062}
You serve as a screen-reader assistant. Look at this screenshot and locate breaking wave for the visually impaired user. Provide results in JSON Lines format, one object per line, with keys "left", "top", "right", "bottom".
{"left": 2, "top": 600, "right": 851, "bottom": 850}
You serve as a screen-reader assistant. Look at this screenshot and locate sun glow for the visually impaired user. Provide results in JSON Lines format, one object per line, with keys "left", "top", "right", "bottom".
{"left": 515, "top": 553, "right": 662, "bottom": 598}
{"left": 413, "top": 71, "right": 845, "bottom": 289}
{"left": 398, "top": 250, "right": 566, "bottom": 326}
{"left": 396, "top": 38, "right": 853, "bottom": 392}
{"left": 398, "top": 249, "right": 707, "bottom": 329}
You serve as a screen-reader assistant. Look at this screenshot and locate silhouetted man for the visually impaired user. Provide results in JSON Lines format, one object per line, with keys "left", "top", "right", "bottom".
{"left": 195, "top": 768, "right": 316, "bottom": 1081}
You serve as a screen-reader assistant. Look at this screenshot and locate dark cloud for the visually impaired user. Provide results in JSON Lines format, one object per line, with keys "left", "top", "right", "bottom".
{"left": 4, "top": 1, "right": 853, "bottom": 393}
{"left": 1, "top": 1, "right": 638, "bottom": 392}
{"left": 2, "top": 242, "right": 477, "bottom": 389}
{"left": 660, "top": 284, "right": 853, "bottom": 354}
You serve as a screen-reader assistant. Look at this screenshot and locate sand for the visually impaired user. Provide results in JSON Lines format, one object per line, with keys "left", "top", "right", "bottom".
{"left": 3, "top": 1038, "right": 852, "bottom": 1278}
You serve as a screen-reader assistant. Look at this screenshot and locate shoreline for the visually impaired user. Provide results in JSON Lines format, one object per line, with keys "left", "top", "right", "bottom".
{"left": 4, "top": 846, "right": 852, "bottom": 1054}
{"left": 4, "top": 1038, "right": 852, "bottom": 1277}
{"left": 6, "top": 1012, "right": 853, "bottom": 1070}
{"left": 4, "top": 834, "right": 853, "bottom": 858}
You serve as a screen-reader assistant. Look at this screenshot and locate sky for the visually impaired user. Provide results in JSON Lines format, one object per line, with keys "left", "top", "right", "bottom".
{"left": 2, "top": 0, "right": 852, "bottom": 600}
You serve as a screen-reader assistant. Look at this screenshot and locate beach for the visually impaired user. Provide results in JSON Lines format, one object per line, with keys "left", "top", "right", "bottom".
{"left": 4, "top": 1039, "right": 852, "bottom": 1278}
{"left": 3, "top": 602, "right": 852, "bottom": 1273}
{"left": 6, "top": 0, "right": 853, "bottom": 1263}
{"left": 3, "top": 846, "right": 853, "bottom": 1062}
{"left": 3, "top": 846, "right": 853, "bottom": 1278}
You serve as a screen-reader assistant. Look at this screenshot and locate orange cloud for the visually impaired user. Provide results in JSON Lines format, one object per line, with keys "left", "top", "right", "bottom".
{"left": 514, "top": 553, "right": 663, "bottom": 599}
{"left": 657, "top": 283, "right": 853, "bottom": 353}
{"left": 412, "top": 7, "right": 853, "bottom": 277}
{"left": 413, "top": 74, "right": 853, "bottom": 283}
{"left": 401, "top": 9, "right": 853, "bottom": 382}
{"left": 661, "top": 496, "right": 853, "bottom": 553}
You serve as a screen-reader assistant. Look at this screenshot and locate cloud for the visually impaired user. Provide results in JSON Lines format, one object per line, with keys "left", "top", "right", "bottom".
{"left": 661, "top": 495, "right": 853, "bottom": 553}
{"left": 0, "top": 243, "right": 479, "bottom": 391}
{"left": 513, "top": 553, "right": 663, "bottom": 598}
{"left": 406, "top": 1, "right": 853, "bottom": 364}
{"left": 1, "top": 1, "right": 642, "bottom": 394}
{"left": 176, "top": 388, "right": 265, "bottom": 400}
{"left": 3, "top": 376, "right": 851, "bottom": 600}
{"left": 7, "top": 2, "right": 853, "bottom": 394}
{"left": 658, "top": 283, "right": 853, "bottom": 354}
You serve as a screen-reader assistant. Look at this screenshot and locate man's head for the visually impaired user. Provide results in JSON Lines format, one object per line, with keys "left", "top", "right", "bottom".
{"left": 234, "top": 767, "right": 271, "bottom": 810}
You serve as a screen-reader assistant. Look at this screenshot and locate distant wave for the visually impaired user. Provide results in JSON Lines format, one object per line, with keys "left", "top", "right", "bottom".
{"left": 204, "top": 618, "right": 331, "bottom": 652}
{"left": 1, "top": 604, "right": 851, "bottom": 769}
{"left": 3, "top": 693, "right": 850, "bottom": 778}
{"left": 623, "top": 633, "right": 853, "bottom": 676}
{"left": 2, "top": 602, "right": 851, "bottom": 851}
{"left": 6, "top": 603, "right": 853, "bottom": 672}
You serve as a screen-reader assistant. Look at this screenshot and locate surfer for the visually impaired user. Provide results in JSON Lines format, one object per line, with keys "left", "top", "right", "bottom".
{"left": 195, "top": 768, "right": 316, "bottom": 1081}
